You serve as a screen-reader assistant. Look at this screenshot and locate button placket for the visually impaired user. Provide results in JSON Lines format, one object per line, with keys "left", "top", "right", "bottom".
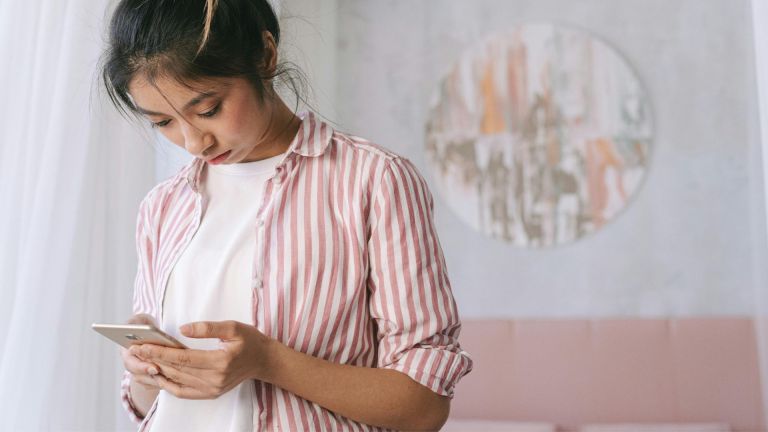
{"left": 253, "top": 217, "right": 265, "bottom": 291}
{"left": 252, "top": 162, "right": 283, "bottom": 291}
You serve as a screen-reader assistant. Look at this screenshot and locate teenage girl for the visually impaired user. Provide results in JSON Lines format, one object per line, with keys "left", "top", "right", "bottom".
{"left": 100, "top": 1, "right": 473, "bottom": 430}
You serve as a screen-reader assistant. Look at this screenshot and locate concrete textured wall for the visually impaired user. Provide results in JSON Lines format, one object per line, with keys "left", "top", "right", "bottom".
{"left": 331, "top": 0, "right": 764, "bottom": 318}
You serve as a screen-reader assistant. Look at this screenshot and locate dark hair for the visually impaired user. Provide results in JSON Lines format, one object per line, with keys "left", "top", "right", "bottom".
{"left": 99, "top": 0, "right": 309, "bottom": 122}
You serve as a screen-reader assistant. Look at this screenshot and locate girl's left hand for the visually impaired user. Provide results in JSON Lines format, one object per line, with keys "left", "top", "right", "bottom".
{"left": 128, "top": 320, "right": 276, "bottom": 399}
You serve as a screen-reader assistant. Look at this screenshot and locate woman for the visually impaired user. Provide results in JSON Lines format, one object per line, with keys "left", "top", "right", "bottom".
{"left": 100, "top": 0, "right": 473, "bottom": 430}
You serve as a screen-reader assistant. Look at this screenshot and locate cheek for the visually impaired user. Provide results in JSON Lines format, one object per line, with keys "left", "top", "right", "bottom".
{"left": 224, "top": 106, "right": 261, "bottom": 142}
{"left": 224, "top": 112, "right": 249, "bottom": 138}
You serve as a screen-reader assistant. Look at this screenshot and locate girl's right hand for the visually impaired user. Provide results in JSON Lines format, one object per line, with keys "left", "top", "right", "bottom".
{"left": 120, "top": 313, "right": 163, "bottom": 389}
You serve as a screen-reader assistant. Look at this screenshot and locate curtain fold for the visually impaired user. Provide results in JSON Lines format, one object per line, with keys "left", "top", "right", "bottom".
{"left": 0, "top": 1, "right": 155, "bottom": 430}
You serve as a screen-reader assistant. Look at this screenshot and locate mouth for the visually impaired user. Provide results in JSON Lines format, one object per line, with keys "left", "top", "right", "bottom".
{"left": 207, "top": 150, "right": 232, "bottom": 164}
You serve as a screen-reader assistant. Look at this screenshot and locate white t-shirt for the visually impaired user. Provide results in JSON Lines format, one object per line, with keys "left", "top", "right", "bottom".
{"left": 149, "top": 151, "right": 285, "bottom": 432}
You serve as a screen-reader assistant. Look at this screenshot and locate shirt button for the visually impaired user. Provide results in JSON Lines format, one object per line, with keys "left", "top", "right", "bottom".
{"left": 257, "top": 219, "right": 264, "bottom": 227}
{"left": 253, "top": 277, "right": 263, "bottom": 289}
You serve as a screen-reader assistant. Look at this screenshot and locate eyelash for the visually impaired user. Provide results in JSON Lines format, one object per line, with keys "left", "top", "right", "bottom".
{"left": 151, "top": 103, "right": 221, "bottom": 128}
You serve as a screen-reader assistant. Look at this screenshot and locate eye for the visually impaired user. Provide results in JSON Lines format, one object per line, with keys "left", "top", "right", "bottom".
{"left": 150, "top": 103, "right": 222, "bottom": 128}
{"left": 199, "top": 103, "right": 221, "bottom": 118}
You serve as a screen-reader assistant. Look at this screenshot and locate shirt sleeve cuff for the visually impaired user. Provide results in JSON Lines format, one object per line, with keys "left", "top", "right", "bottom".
{"left": 120, "top": 369, "right": 145, "bottom": 424}
{"left": 379, "top": 346, "right": 474, "bottom": 399}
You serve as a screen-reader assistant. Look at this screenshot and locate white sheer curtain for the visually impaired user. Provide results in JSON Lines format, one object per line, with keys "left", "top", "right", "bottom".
{"left": 753, "top": 0, "right": 768, "bottom": 427}
{"left": 0, "top": 1, "right": 155, "bottom": 430}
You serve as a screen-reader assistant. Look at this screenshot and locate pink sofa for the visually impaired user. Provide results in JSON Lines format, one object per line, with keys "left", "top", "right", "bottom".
{"left": 446, "top": 318, "right": 765, "bottom": 432}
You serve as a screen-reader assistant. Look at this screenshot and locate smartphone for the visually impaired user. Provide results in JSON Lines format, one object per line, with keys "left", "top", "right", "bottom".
{"left": 92, "top": 322, "right": 188, "bottom": 349}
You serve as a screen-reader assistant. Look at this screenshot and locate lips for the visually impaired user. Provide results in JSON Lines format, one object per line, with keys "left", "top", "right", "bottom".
{"left": 208, "top": 150, "right": 231, "bottom": 164}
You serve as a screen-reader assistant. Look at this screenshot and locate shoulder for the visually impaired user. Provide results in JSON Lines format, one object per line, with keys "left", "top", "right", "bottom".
{"left": 329, "top": 129, "right": 426, "bottom": 177}
{"left": 303, "top": 112, "right": 413, "bottom": 174}
{"left": 140, "top": 170, "right": 186, "bottom": 210}
{"left": 330, "top": 129, "right": 400, "bottom": 161}
{"left": 330, "top": 131, "right": 423, "bottom": 184}
{"left": 328, "top": 129, "right": 428, "bottom": 196}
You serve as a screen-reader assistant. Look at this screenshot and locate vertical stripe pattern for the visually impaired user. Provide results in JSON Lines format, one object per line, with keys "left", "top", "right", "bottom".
{"left": 119, "top": 111, "right": 473, "bottom": 431}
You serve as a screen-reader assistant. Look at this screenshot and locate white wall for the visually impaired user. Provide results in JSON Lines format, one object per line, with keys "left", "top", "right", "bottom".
{"left": 278, "top": 0, "right": 338, "bottom": 120}
{"left": 331, "top": 0, "right": 765, "bottom": 318}
{"left": 750, "top": 0, "right": 768, "bottom": 426}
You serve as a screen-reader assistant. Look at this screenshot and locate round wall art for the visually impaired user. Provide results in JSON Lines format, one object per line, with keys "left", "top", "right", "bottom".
{"left": 425, "top": 23, "right": 653, "bottom": 247}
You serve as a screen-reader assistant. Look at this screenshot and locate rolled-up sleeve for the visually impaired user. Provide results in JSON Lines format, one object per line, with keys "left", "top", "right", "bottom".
{"left": 367, "top": 156, "right": 473, "bottom": 399}
{"left": 120, "top": 194, "right": 158, "bottom": 424}
{"left": 121, "top": 368, "right": 144, "bottom": 424}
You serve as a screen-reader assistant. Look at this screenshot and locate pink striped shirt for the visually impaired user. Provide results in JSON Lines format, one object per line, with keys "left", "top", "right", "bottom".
{"left": 120, "top": 111, "right": 473, "bottom": 431}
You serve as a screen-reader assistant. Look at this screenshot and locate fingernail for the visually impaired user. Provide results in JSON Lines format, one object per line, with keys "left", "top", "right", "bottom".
{"left": 148, "top": 367, "right": 158, "bottom": 375}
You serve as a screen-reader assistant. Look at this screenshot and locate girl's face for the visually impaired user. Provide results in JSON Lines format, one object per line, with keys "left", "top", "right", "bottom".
{"left": 127, "top": 74, "right": 287, "bottom": 164}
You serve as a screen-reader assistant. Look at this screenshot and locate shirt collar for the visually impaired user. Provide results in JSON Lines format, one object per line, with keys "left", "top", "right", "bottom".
{"left": 184, "top": 111, "right": 332, "bottom": 192}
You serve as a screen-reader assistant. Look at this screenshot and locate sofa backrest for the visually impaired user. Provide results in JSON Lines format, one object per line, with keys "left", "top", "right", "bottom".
{"left": 450, "top": 318, "right": 765, "bottom": 432}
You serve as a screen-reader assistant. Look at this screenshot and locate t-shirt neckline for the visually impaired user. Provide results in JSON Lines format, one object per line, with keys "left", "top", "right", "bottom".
{"left": 207, "top": 150, "right": 287, "bottom": 176}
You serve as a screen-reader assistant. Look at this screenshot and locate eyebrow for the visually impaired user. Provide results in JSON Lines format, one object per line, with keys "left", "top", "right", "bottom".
{"left": 135, "top": 91, "right": 219, "bottom": 116}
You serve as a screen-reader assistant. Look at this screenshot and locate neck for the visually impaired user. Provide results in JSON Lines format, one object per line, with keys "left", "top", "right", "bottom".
{"left": 242, "top": 97, "right": 301, "bottom": 163}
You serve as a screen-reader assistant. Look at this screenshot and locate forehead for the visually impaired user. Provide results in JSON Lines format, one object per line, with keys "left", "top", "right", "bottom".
{"left": 127, "top": 74, "right": 234, "bottom": 112}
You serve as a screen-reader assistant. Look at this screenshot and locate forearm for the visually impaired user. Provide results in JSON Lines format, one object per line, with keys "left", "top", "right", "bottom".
{"left": 260, "top": 340, "right": 449, "bottom": 431}
{"left": 129, "top": 374, "right": 160, "bottom": 418}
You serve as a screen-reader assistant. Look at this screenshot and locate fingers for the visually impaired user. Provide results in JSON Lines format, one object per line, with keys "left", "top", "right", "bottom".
{"left": 152, "top": 372, "right": 215, "bottom": 400}
{"left": 125, "top": 349, "right": 228, "bottom": 399}
{"left": 151, "top": 374, "right": 202, "bottom": 398}
{"left": 122, "top": 345, "right": 162, "bottom": 381}
{"left": 152, "top": 362, "right": 214, "bottom": 395}
{"left": 130, "top": 344, "right": 224, "bottom": 370}
{"left": 127, "top": 355, "right": 160, "bottom": 377}
{"left": 133, "top": 372, "right": 162, "bottom": 389}
{"left": 181, "top": 320, "right": 240, "bottom": 340}
{"left": 127, "top": 313, "right": 157, "bottom": 326}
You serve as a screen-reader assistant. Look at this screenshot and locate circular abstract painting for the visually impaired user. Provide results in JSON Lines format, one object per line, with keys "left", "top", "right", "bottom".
{"left": 425, "top": 23, "right": 652, "bottom": 247}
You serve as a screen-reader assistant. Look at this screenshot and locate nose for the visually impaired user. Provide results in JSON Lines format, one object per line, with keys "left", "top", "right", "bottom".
{"left": 180, "top": 120, "right": 214, "bottom": 158}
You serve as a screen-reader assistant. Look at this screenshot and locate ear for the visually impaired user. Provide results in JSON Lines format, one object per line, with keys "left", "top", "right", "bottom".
{"left": 261, "top": 30, "right": 278, "bottom": 77}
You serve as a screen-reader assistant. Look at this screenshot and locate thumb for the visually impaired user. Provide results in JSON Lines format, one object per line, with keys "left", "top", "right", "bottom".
{"left": 180, "top": 320, "right": 240, "bottom": 340}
